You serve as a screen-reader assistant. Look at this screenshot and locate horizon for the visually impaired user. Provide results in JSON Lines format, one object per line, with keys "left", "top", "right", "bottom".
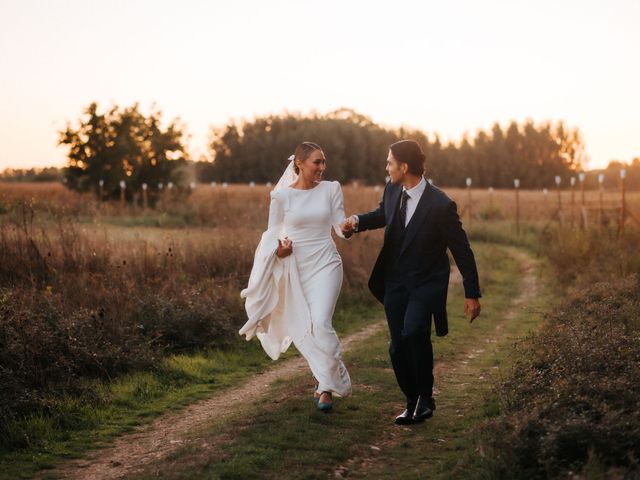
{"left": 1, "top": 0, "right": 639, "bottom": 170}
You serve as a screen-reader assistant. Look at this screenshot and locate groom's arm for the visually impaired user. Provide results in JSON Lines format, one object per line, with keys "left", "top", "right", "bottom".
{"left": 352, "top": 184, "right": 389, "bottom": 232}
{"left": 354, "top": 209, "right": 385, "bottom": 232}
{"left": 441, "top": 200, "right": 481, "bottom": 299}
{"left": 441, "top": 200, "right": 481, "bottom": 322}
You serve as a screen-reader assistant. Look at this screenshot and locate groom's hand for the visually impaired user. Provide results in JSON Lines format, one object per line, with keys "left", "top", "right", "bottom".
{"left": 464, "top": 298, "right": 481, "bottom": 323}
{"left": 341, "top": 216, "right": 358, "bottom": 237}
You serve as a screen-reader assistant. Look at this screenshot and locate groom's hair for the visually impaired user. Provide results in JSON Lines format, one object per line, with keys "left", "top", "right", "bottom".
{"left": 293, "top": 141, "right": 322, "bottom": 174}
{"left": 390, "top": 140, "right": 426, "bottom": 176}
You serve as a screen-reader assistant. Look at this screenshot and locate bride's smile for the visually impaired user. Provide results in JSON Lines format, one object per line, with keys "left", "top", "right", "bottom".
{"left": 294, "top": 149, "right": 326, "bottom": 188}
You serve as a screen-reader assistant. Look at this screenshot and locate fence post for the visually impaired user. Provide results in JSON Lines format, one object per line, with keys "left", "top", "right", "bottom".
{"left": 570, "top": 177, "right": 576, "bottom": 227}
{"left": 119, "top": 180, "right": 126, "bottom": 210}
{"left": 598, "top": 174, "right": 605, "bottom": 228}
{"left": 98, "top": 179, "right": 104, "bottom": 209}
{"left": 578, "top": 172, "right": 586, "bottom": 229}
{"left": 158, "top": 182, "right": 164, "bottom": 210}
{"left": 514, "top": 179, "right": 520, "bottom": 235}
{"left": 466, "top": 178, "right": 472, "bottom": 226}
{"left": 142, "top": 183, "right": 148, "bottom": 210}
{"left": 619, "top": 169, "right": 626, "bottom": 236}
{"left": 555, "top": 176, "right": 562, "bottom": 225}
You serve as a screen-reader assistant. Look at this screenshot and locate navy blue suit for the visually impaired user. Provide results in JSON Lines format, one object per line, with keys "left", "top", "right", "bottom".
{"left": 356, "top": 179, "right": 480, "bottom": 402}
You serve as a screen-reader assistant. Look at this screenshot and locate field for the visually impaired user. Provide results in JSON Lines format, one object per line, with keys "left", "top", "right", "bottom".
{"left": 2, "top": 181, "right": 638, "bottom": 226}
{"left": 1, "top": 181, "right": 639, "bottom": 479}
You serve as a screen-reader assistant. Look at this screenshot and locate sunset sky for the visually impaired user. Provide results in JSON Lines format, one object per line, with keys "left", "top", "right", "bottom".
{"left": 0, "top": 0, "right": 638, "bottom": 170}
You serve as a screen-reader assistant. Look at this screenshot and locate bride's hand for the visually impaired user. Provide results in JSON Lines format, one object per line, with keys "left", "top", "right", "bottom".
{"left": 341, "top": 216, "right": 357, "bottom": 237}
{"left": 276, "top": 238, "right": 293, "bottom": 258}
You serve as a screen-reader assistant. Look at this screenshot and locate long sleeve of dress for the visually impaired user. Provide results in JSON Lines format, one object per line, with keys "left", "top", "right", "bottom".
{"left": 239, "top": 189, "right": 312, "bottom": 360}
{"left": 268, "top": 191, "right": 285, "bottom": 234}
{"left": 330, "top": 181, "right": 348, "bottom": 239}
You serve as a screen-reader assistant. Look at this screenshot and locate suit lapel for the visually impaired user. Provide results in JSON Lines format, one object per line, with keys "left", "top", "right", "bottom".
{"left": 384, "top": 185, "right": 402, "bottom": 241}
{"left": 400, "top": 183, "right": 433, "bottom": 255}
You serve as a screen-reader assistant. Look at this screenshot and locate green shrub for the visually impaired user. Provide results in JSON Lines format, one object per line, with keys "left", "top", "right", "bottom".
{"left": 475, "top": 275, "right": 640, "bottom": 478}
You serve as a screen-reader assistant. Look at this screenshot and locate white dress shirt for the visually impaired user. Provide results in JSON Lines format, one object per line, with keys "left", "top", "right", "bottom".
{"left": 401, "top": 176, "right": 427, "bottom": 227}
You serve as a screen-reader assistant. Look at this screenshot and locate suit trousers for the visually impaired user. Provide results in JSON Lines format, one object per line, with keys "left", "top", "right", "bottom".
{"left": 383, "top": 280, "right": 434, "bottom": 404}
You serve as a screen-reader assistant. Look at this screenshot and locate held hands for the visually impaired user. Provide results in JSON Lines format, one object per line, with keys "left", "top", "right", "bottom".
{"left": 340, "top": 215, "right": 358, "bottom": 237}
{"left": 276, "top": 238, "right": 293, "bottom": 258}
{"left": 464, "top": 298, "right": 481, "bottom": 323}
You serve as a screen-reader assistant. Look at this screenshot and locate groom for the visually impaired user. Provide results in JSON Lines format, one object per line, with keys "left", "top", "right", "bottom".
{"left": 342, "top": 139, "right": 481, "bottom": 425}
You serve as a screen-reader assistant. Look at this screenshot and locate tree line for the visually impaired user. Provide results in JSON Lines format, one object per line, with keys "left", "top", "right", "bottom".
{"left": 206, "top": 109, "right": 588, "bottom": 189}
{"left": 0, "top": 167, "right": 62, "bottom": 182}
{"left": 11, "top": 103, "right": 635, "bottom": 199}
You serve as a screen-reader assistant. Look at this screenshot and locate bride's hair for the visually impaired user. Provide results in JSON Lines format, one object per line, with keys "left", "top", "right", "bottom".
{"left": 293, "top": 141, "right": 322, "bottom": 174}
{"left": 390, "top": 139, "right": 426, "bottom": 176}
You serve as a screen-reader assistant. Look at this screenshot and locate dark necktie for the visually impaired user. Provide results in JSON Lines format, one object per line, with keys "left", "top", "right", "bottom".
{"left": 398, "top": 191, "right": 410, "bottom": 229}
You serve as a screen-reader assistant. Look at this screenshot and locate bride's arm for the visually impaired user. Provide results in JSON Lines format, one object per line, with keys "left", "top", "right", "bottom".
{"left": 330, "top": 181, "right": 350, "bottom": 239}
{"left": 267, "top": 191, "right": 293, "bottom": 258}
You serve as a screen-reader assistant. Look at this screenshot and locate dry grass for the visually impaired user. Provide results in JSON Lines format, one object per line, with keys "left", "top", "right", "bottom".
{"left": 2, "top": 181, "right": 639, "bottom": 477}
{"left": 458, "top": 226, "right": 640, "bottom": 479}
{"left": 475, "top": 275, "right": 640, "bottom": 479}
{"left": 3, "top": 181, "right": 639, "bottom": 226}
{"left": 0, "top": 182, "right": 385, "bottom": 429}
{"left": 446, "top": 187, "right": 640, "bottom": 226}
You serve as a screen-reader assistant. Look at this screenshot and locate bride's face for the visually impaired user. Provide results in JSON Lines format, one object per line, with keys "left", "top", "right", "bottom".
{"left": 298, "top": 149, "right": 326, "bottom": 184}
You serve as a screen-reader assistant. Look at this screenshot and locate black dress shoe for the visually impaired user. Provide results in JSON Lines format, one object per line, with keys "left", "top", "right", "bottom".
{"left": 395, "top": 402, "right": 417, "bottom": 425}
{"left": 413, "top": 396, "right": 435, "bottom": 422}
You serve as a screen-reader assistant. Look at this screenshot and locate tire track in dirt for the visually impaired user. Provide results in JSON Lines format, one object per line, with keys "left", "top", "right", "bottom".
{"left": 40, "top": 321, "right": 388, "bottom": 480}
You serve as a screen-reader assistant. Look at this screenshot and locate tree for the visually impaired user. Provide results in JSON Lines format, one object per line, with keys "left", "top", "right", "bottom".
{"left": 204, "top": 109, "right": 587, "bottom": 188}
{"left": 59, "top": 102, "right": 188, "bottom": 203}
{"left": 207, "top": 110, "right": 397, "bottom": 185}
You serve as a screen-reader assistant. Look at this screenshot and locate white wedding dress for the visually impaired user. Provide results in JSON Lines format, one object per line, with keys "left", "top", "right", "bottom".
{"left": 239, "top": 180, "right": 352, "bottom": 396}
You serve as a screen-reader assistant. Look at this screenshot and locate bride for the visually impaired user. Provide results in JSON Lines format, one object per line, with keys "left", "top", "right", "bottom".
{"left": 239, "top": 141, "right": 352, "bottom": 411}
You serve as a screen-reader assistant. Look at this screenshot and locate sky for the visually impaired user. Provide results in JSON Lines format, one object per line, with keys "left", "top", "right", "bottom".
{"left": 0, "top": 0, "right": 639, "bottom": 170}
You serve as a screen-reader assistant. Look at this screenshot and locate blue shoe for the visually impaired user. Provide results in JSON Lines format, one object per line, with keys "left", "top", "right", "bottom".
{"left": 317, "top": 392, "right": 333, "bottom": 412}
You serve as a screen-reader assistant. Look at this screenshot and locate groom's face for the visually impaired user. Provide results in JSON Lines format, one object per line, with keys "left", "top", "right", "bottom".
{"left": 386, "top": 150, "right": 406, "bottom": 184}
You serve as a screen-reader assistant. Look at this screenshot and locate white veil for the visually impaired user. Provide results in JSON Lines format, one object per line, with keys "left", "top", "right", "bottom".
{"left": 273, "top": 155, "right": 298, "bottom": 191}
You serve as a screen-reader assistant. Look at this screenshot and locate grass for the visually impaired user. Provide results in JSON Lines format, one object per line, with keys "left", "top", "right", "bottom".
{"left": 0, "top": 299, "right": 380, "bottom": 480}
{"left": 126, "top": 242, "right": 560, "bottom": 480}
{"left": 0, "top": 342, "right": 268, "bottom": 480}
{"left": 376, "top": 248, "right": 558, "bottom": 480}
{"left": 4, "top": 182, "right": 632, "bottom": 478}
{"left": 0, "top": 182, "right": 382, "bottom": 479}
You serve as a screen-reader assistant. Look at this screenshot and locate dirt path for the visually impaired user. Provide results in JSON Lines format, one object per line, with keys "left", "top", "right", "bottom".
{"left": 41, "top": 254, "right": 533, "bottom": 480}
{"left": 332, "top": 250, "right": 539, "bottom": 478}
{"left": 41, "top": 321, "right": 388, "bottom": 480}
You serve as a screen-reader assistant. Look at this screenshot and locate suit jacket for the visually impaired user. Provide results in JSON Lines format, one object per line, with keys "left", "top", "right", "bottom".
{"left": 357, "top": 180, "right": 481, "bottom": 336}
